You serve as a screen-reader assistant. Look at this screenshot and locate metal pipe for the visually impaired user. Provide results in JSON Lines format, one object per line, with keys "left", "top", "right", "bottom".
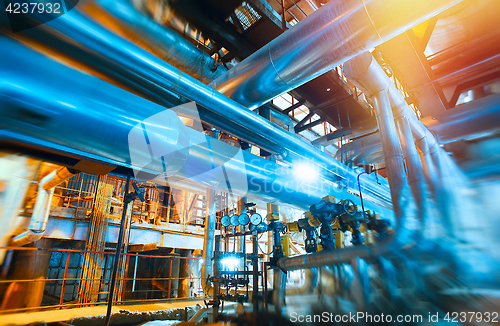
{"left": 210, "top": 0, "right": 463, "bottom": 109}
{"left": 0, "top": 12, "right": 391, "bottom": 208}
{"left": 396, "top": 116, "right": 427, "bottom": 226}
{"left": 341, "top": 52, "right": 441, "bottom": 192}
{"left": 421, "top": 93, "right": 500, "bottom": 144}
{"left": 10, "top": 167, "right": 78, "bottom": 247}
{"left": 200, "top": 188, "right": 216, "bottom": 295}
{"left": 272, "top": 268, "right": 286, "bottom": 314}
{"left": 341, "top": 52, "right": 464, "bottom": 234}
{"left": 236, "top": 197, "right": 247, "bottom": 253}
{"left": 279, "top": 53, "right": 437, "bottom": 272}
{"left": 336, "top": 93, "right": 500, "bottom": 165}
{"left": 90, "top": 0, "right": 227, "bottom": 83}
{"left": 371, "top": 90, "right": 408, "bottom": 219}
{"left": 0, "top": 38, "right": 393, "bottom": 216}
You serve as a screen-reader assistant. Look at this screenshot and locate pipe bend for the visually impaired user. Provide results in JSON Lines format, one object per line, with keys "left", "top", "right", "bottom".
{"left": 10, "top": 167, "right": 78, "bottom": 247}
{"left": 10, "top": 230, "right": 44, "bottom": 247}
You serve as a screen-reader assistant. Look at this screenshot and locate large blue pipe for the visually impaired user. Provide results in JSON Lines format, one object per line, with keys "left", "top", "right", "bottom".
{"left": 0, "top": 38, "right": 393, "bottom": 216}
{"left": 0, "top": 5, "right": 391, "bottom": 207}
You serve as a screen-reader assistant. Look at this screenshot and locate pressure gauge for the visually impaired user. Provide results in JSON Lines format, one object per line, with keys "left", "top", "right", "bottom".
{"left": 250, "top": 213, "right": 262, "bottom": 226}
{"left": 230, "top": 214, "right": 240, "bottom": 226}
{"left": 239, "top": 213, "right": 250, "bottom": 225}
{"left": 221, "top": 215, "right": 231, "bottom": 227}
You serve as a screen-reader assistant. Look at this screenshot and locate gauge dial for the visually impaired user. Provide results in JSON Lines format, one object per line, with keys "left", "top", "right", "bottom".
{"left": 221, "top": 215, "right": 230, "bottom": 227}
{"left": 250, "top": 213, "right": 262, "bottom": 226}
{"left": 239, "top": 213, "right": 250, "bottom": 225}
{"left": 230, "top": 214, "right": 240, "bottom": 226}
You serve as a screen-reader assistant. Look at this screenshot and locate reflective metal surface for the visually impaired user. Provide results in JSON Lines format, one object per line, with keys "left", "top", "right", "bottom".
{"left": 10, "top": 167, "right": 77, "bottom": 247}
{"left": 422, "top": 94, "right": 500, "bottom": 144}
{"left": 0, "top": 38, "right": 393, "bottom": 216}
{"left": 90, "top": 0, "right": 227, "bottom": 83}
{"left": 0, "top": 8, "right": 392, "bottom": 207}
{"left": 210, "top": 0, "right": 463, "bottom": 109}
{"left": 371, "top": 91, "right": 409, "bottom": 219}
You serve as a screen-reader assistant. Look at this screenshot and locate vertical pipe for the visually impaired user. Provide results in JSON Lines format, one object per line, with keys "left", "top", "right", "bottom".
{"left": 213, "top": 235, "right": 221, "bottom": 321}
{"left": 396, "top": 116, "right": 427, "bottom": 225}
{"left": 372, "top": 91, "right": 408, "bottom": 220}
{"left": 252, "top": 234, "right": 259, "bottom": 313}
{"left": 132, "top": 255, "right": 138, "bottom": 294}
{"left": 273, "top": 268, "right": 286, "bottom": 315}
{"left": 236, "top": 197, "right": 247, "bottom": 253}
{"left": 104, "top": 173, "right": 130, "bottom": 326}
{"left": 201, "top": 189, "right": 216, "bottom": 294}
{"left": 122, "top": 254, "right": 130, "bottom": 299}
{"left": 266, "top": 203, "right": 278, "bottom": 256}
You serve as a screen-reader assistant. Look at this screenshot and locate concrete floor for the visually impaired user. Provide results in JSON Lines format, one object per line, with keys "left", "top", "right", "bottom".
{"left": 0, "top": 300, "right": 204, "bottom": 326}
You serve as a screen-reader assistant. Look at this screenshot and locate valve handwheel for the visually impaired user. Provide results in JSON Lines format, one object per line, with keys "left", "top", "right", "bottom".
{"left": 343, "top": 199, "right": 357, "bottom": 216}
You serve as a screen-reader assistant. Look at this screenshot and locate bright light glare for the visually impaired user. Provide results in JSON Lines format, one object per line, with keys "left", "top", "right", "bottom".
{"left": 221, "top": 257, "right": 240, "bottom": 271}
{"left": 293, "top": 162, "right": 319, "bottom": 180}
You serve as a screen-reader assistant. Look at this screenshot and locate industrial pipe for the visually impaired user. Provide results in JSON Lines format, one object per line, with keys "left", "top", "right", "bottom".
{"left": 88, "top": 0, "right": 227, "bottom": 83}
{"left": 371, "top": 91, "right": 408, "bottom": 219}
{"left": 343, "top": 52, "right": 428, "bottom": 223}
{"left": 0, "top": 9, "right": 392, "bottom": 208}
{"left": 10, "top": 167, "right": 78, "bottom": 247}
{"left": 334, "top": 94, "right": 500, "bottom": 166}
{"left": 210, "top": 0, "right": 463, "bottom": 109}
{"left": 396, "top": 117, "right": 428, "bottom": 227}
{"left": 342, "top": 52, "right": 462, "bottom": 234}
{"left": 273, "top": 268, "right": 286, "bottom": 314}
{"left": 342, "top": 55, "right": 409, "bottom": 220}
{"left": 200, "top": 188, "right": 216, "bottom": 294}
{"left": 0, "top": 39, "right": 393, "bottom": 216}
{"left": 422, "top": 93, "right": 500, "bottom": 144}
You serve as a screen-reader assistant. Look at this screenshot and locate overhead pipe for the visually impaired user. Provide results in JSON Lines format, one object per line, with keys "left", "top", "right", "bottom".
{"left": 0, "top": 39, "right": 393, "bottom": 216}
{"left": 0, "top": 16, "right": 392, "bottom": 210}
{"left": 209, "top": 0, "right": 463, "bottom": 109}
{"left": 86, "top": 0, "right": 227, "bottom": 83}
{"left": 335, "top": 94, "right": 500, "bottom": 166}
{"left": 10, "top": 167, "right": 78, "bottom": 247}
{"left": 421, "top": 93, "right": 500, "bottom": 144}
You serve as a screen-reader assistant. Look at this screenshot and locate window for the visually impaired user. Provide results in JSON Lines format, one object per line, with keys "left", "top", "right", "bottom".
{"left": 228, "top": 2, "right": 261, "bottom": 31}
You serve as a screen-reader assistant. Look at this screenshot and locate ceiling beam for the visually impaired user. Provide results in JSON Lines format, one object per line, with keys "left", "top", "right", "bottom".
{"left": 295, "top": 117, "right": 325, "bottom": 133}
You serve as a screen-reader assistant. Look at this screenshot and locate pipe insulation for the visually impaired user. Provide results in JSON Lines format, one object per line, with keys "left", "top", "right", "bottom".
{"left": 0, "top": 38, "right": 393, "bottom": 217}
{"left": 88, "top": 0, "right": 227, "bottom": 83}
{"left": 10, "top": 167, "right": 78, "bottom": 247}
{"left": 210, "top": 0, "right": 463, "bottom": 109}
{"left": 0, "top": 15, "right": 392, "bottom": 210}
